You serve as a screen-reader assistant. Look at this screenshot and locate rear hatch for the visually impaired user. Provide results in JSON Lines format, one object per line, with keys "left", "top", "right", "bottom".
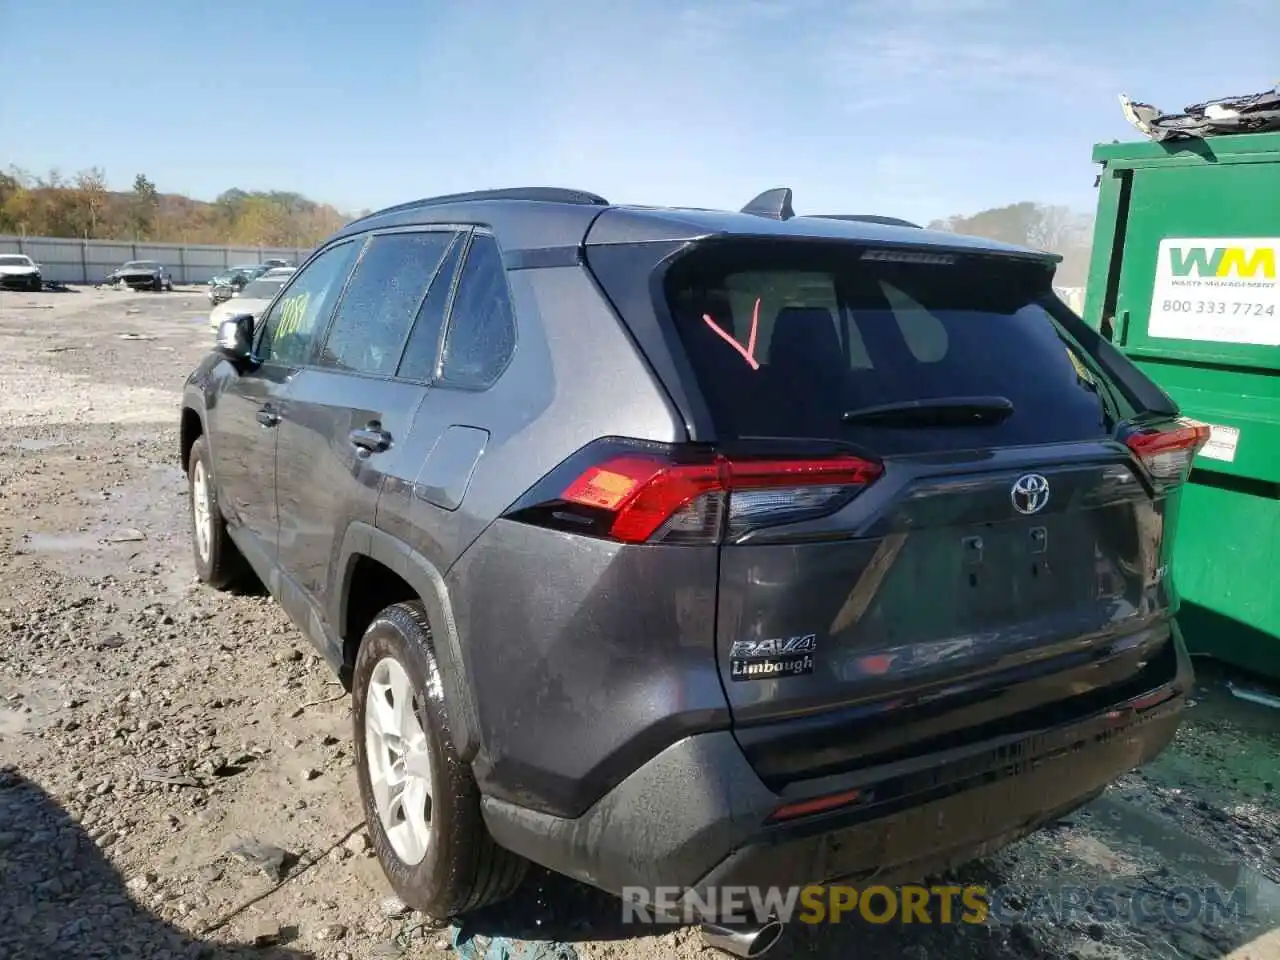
{"left": 589, "top": 235, "right": 1208, "bottom": 788}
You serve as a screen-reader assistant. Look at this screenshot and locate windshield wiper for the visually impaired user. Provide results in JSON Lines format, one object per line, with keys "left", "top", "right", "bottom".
{"left": 841, "top": 396, "right": 1014, "bottom": 427}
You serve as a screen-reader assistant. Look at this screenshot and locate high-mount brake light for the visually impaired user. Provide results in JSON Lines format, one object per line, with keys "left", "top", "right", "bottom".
{"left": 1124, "top": 417, "right": 1211, "bottom": 484}
{"left": 860, "top": 249, "right": 956, "bottom": 265}
{"left": 509, "top": 443, "right": 884, "bottom": 545}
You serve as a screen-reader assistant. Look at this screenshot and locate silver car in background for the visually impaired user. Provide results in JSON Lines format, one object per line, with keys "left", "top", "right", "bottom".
{"left": 106, "top": 260, "right": 174, "bottom": 291}
{"left": 207, "top": 267, "right": 296, "bottom": 329}
{"left": 0, "top": 254, "right": 43, "bottom": 291}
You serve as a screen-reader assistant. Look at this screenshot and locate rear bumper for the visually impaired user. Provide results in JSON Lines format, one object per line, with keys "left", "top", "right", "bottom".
{"left": 481, "top": 627, "right": 1192, "bottom": 904}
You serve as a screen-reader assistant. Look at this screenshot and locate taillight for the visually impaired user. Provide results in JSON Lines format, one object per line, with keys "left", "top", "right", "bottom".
{"left": 503, "top": 439, "right": 883, "bottom": 545}
{"left": 1124, "top": 417, "right": 1211, "bottom": 485}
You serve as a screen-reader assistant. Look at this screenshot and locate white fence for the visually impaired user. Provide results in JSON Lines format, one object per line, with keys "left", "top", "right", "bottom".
{"left": 0, "top": 235, "right": 315, "bottom": 285}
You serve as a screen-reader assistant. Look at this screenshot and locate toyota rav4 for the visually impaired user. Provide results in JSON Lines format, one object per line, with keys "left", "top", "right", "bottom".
{"left": 180, "top": 186, "right": 1201, "bottom": 945}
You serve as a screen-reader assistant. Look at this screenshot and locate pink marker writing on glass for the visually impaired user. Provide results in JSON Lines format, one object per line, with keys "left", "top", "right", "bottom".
{"left": 701, "top": 297, "right": 762, "bottom": 370}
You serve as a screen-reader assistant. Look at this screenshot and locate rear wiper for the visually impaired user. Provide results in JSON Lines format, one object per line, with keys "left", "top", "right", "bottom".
{"left": 840, "top": 396, "right": 1014, "bottom": 427}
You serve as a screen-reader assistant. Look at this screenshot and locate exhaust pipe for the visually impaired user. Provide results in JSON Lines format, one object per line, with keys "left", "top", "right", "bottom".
{"left": 699, "top": 918, "right": 785, "bottom": 957}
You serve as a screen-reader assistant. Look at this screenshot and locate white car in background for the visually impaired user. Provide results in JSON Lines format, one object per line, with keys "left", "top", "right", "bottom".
{"left": 0, "top": 254, "right": 43, "bottom": 291}
{"left": 207, "top": 267, "right": 296, "bottom": 330}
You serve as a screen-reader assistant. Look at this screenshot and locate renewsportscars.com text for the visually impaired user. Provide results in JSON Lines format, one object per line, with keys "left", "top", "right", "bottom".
{"left": 620, "top": 884, "right": 1246, "bottom": 927}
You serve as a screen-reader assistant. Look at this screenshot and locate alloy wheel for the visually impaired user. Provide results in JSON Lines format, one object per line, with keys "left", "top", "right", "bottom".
{"left": 364, "top": 657, "right": 434, "bottom": 865}
{"left": 191, "top": 460, "right": 212, "bottom": 564}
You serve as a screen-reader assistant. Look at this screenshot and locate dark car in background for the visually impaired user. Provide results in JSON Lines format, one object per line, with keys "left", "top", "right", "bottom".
{"left": 106, "top": 260, "right": 173, "bottom": 291}
{"left": 179, "top": 185, "right": 1203, "bottom": 949}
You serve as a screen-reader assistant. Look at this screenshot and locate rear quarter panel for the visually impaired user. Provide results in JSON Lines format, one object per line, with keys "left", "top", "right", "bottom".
{"left": 376, "top": 262, "right": 687, "bottom": 572}
{"left": 373, "top": 262, "right": 715, "bottom": 816}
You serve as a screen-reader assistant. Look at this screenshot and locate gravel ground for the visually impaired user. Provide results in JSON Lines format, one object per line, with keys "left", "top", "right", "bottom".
{"left": 1, "top": 286, "right": 1279, "bottom": 960}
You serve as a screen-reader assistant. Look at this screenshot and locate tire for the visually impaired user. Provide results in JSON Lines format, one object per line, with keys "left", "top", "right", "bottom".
{"left": 186, "top": 434, "right": 247, "bottom": 589}
{"left": 29, "top": 276, "right": 41, "bottom": 291}
{"left": 352, "top": 602, "right": 527, "bottom": 919}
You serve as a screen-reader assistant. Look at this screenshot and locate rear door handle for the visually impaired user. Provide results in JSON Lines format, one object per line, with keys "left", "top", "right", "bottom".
{"left": 257, "top": 405, "right": 280, "bottom": 428}
{"left": 349, "top": 423, "right": 392, "bottom": 453}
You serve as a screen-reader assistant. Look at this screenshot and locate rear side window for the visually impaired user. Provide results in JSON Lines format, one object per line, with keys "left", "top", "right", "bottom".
{"left": 396, "top": 233, "right": 466, "bottom": 382}
{"left": 663, "top": 242, "right": 1118, "bottom": 454}
{"left": 437, "top": 234, "right": 517, "bottom": 390}
{"left": 317, "top": 231, "right": 458, "bottom": 377}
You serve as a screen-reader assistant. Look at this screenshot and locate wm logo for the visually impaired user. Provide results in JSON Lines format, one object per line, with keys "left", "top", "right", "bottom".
{"left": 1170, "top": 246, "right": 1277, "bottom": 279}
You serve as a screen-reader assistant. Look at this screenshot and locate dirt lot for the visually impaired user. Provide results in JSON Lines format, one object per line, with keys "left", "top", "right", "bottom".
{"left": 1, "top": 286, "right": 1280, "bottom": 960}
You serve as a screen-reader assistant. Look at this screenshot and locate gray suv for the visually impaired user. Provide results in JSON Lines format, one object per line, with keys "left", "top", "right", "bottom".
{"left": 180, "top": 186, "right": 1201, "bottom": 946}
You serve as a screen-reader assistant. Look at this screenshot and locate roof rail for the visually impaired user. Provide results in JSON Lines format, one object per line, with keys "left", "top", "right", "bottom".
{"left": 808, "top": 214, "right": 922, "bottom": 228}
{"left": 741, "top": 187, "right": 795, "bottom": 221}
{"left": 348, "top": 187, "right": 610, "bottom": 227}
{"left": 413, "top": 187, "right": 609, "bottom": 207}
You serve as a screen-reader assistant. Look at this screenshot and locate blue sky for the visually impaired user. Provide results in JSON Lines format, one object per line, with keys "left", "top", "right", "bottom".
{"left": 2, "top": 0, "right": 1277, "bottom": 224}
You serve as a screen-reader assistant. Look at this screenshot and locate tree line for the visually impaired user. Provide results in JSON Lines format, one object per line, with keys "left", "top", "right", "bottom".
{"left": 927, "top": 201, "right": 1094, "bottom": 287}
{"left": 0, "top": 166, "right": 358, "bottom": 247}
{"left": 0, "top": 167, "right": 1094, "bottom": 282}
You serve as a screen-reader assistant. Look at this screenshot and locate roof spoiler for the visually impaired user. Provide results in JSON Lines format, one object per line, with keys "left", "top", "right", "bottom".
{"left": 809, "top": 213, "right": 921, "bottom": 229}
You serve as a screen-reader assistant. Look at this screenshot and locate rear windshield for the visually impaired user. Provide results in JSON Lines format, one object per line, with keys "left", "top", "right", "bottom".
{"left": 663, "top": 241, "right": 1121, "bottom": 455}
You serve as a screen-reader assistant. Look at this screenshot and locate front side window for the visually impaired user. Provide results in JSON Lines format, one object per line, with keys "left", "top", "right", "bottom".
{"left": 317, "top": 230, "right": 459, "bottom": 377}
{"left": 255, "top": 240, "right": 360, "bottom": 367}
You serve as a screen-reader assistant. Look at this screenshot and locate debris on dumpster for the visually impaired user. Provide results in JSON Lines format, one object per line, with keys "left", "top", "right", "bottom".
{"left": 1119, "top": 85, "right": 1280, "bottom": 141}
{"left": 1226, "top": 681, "right": 1280, "bottom": 710}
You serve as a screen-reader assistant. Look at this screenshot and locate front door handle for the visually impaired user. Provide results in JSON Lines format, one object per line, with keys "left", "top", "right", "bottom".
{"left": 349, "top": 423, "right": 392, "bottom": 453}
{"left": 257, "top": 405, "right": 280, "bottom": 428}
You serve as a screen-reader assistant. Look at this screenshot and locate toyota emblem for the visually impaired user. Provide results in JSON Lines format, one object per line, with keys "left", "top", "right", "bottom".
{"left": 1011, "top": 473, "right": 1050, "bottom": 515}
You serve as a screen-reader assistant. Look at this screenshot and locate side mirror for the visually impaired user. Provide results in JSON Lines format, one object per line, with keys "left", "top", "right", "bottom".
{"left": 216, "top": 314, "right": 254, "bottom": 363}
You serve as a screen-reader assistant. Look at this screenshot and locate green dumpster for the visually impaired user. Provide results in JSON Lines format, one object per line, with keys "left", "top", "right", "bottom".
{"left": 1082, "top": 130, "right": 1280, "bottom": 679}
